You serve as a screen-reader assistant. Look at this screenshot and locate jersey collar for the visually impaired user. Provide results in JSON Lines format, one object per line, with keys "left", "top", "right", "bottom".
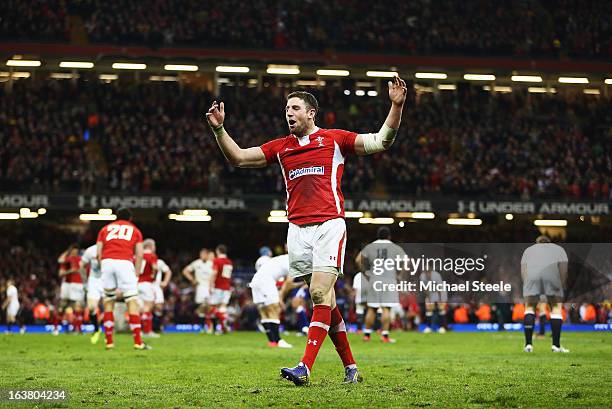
{"left": 294, "top": 127, "right": 320, "bottom": 145}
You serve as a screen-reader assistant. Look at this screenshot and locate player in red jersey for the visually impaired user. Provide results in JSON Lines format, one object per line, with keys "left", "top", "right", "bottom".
{"left": 208, "top": 244, "right": 233, "bottom": 334}
{"left": 138, "top": 238, "right": 159, "bottom": 338}
{"left": 54, "top": 244, "right": 84, "bottom": 335}
{"left": 207, "top": 76, "right": 407, "bottom": 385}
{"left": 96, "top": 208, "right": 150, "bottom": 350}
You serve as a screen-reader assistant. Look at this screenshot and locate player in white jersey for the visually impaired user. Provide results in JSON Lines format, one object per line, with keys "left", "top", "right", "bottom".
{"left": 80, "top": 244, "right": 105, "bottom": 343}
{"left": 3, "top": 278, "right": 24, "bottom": 334}
{"left": 357, "top": 227, "right": 406, "bottom": 343}
{"left": 250, "top": 254, "right": 294, "bottom": 348}
{"left": 182, "top": 248, "right": 214, "bottom": 333}
{"left": 352, "top": 272, "right": 368, "bottom": 333}
{"left": 255, "top": 246, "right": 273, "bottom": 271}
{"left": 419, "top": 269, "right": 448, "bottom": 334}
{"left": 153, "top": 258, "right": 172, "bottom": 334}
{"left": 521, "top": 236, "right": 569, "bottom": 353}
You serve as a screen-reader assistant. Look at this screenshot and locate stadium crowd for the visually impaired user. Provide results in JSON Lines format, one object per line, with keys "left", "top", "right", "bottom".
{"left": 1, "top": 79, "right": 610, "bottom": 199}
{"left": 1, "top": 0, "right": 610, "bottom": 59}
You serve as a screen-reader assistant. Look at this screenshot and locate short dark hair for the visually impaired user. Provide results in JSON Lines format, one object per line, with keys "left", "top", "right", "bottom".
{"left": 116, "top": 208, "right": 132, "bottom": 221}
{"left": 287, "top": 91, "right": 319, "bottom": 115}
{"left": 377, "top": 227, "right": 391, "bottom": 240}
{"left": 216, "top": 244, "right": 227, "bottom": 254}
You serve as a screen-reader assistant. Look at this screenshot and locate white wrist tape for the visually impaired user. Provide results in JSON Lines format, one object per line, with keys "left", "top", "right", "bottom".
{"left": 361, "top": 123, "right": 397, "bottom": 154}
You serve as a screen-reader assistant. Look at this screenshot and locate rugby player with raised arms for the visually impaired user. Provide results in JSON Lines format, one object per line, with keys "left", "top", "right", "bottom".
{"left": 206, "top": 76, "right": 407, "bottom": 385}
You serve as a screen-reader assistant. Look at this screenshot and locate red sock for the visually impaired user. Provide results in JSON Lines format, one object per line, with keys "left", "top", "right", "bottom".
{"left": 142, "top": 312, "right": 153, "bottom": 334}
{"left": 301, "top": 305, "right": 331, "bottom": 371}
{"left": 129, "top": 314, "right": 143, "bottom": 345}
{"left": 329, "top": 306, "right": 356, "bottom": 367}
{"left": 103, "top": 311, "right": 114, "bottom": 345}
{"left": 74, "top": 311, "right": 83, "bottom": 333}
{"left": 215, "top": 311, "right": 226, "bottom": 332}
{"left": 52, "top": 311, "right": 60, "bottom": 330}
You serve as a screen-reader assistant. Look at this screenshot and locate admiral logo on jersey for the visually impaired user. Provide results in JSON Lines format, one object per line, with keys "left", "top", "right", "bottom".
{"left": 288, "top": 166, "right": 325, "bottom": 180}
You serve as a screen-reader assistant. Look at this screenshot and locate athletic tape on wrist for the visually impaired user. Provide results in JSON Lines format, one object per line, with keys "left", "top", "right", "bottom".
{"left": 212, "top": 125, "right": 225, "bottom": 137}
{"left": 362, "top": 123, "right": 397, "bottom": 154}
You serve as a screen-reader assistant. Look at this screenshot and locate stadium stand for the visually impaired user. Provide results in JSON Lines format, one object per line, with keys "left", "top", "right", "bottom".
{"left": 1, "top": 79, "right": 610, "bottom": 198}
{"left": 3, "top": 1, "right": 608, "bottom": 58}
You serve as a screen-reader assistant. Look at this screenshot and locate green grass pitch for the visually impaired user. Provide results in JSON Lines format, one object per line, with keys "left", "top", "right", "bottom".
{"left": 1, "top": 331, "right": 610, "bottom": 408}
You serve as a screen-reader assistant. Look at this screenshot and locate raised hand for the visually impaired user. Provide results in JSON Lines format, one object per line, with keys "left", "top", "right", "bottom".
{"left": 206, "top": 100, "right": 225, "bottom": 129}
{"left": 388, "top": 76, "right": 407, "bottom": 106}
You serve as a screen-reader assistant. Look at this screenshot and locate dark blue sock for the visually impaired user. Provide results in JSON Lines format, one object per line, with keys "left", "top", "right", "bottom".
{"left": 296, "top": 307, "right": 309, "bottom": 330}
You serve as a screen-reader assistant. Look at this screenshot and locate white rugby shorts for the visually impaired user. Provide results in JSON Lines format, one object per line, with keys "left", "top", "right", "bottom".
{"left": 210, "top": 288, "right": 231, "bottom": 305}
{"left": 250, "top": 278, "right": 280, "bottom": 306}
{"left": 195, "top": 284, "right": 210, "bottom": 305}
{"left": 86, "top": 276, "right": 104, "bottom": 303}
{"left": 7, "top": 302, "right": 19, "bottom": 318}
{"left": 101, "top": 259, "right": 138, "bottom": 299}
{"left": 60, "top": 282, "right": 84, "bottom": 302}
{"left": 138, "top": 281, "right": 156, "bottom": 303}
{"left": 153, "top": 283, "right": 164, "bottom": 304}
{"left": 287, "top": 217, "right": 347, "bottom": 277}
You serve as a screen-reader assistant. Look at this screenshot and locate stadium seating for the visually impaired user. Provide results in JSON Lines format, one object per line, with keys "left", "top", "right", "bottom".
{"left": 1, "top": 1, "right": 610, "bottom": 58}
{"left": 1, "top": 79, "right": 609, "bottom": 199}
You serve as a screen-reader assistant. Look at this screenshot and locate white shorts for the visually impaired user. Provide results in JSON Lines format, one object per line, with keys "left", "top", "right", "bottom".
{"left": 210, "top": 288, "right": 231, "bottom": 306}
{"left": 153, "top": 284, "right": 164, "bottom": 304}
{"left": 367, "top": 302, "right": 399, "bottom": 309}
{"left": 425, "top": 291, "right": 448, "bottom": 304}
{"left": 101, "top": 259, "right": 138, "bottom": 299}
{"left": 287, "top": 217, "right": 347, "bottom": 277}
{"left": 195, "top": 284, "right": 210, "bottom": 305}
{"left": 250, "top": 279, "right": 280, "bottom": 306}
{"left": 87, "top": 276, "right": 104, "bottom": 304}
{"left": 138, "top": 282, "right": 156, "bottom": 303}
{"left": 7, "top": 302, "right": 19, "bottom": 318}
{"left": 60, "top": 282, "right": 84, "bottom": 302}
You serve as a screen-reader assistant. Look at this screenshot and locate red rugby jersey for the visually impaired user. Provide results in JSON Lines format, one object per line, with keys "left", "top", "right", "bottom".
{"left": 260, "top": 128, "right": 357, "bottom": 225}
{"left": 65, "top": 254, "right": 83, "bottom": 283}
{"left": 97, "top": 220, "right": 143, "bottom": 261}
{"left": 138, "top": 251, "right": 158, "bottom": 283}
{"left": 213, "top": 256, "right": 233, "bottom": 291}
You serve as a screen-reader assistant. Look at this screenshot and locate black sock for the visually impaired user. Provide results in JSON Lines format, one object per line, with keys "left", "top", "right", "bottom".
{"left": 153, "top": 312, "right": 162, "bottom": 332}
{"left": 92, "top": 314, "right": 99, "bottom": 332}
{"left": 356, "top": 313, "right": 364, "bottom": 331}
{"left": 425, "top": 313, "right": 433, "bottom": 327}
{"left": 551, "top": 318, "right": 562, "bottom": 348}
{"left": 524, "top": 313, "right": 535, "bottom": 345}
{"left": 262, "top": 322, "right": 274, "bottom": 342}
{"left": 198, "top": 314, "right": 206, "bottom": 330}
{"left": 538, "top": 314, "right": 546, "bottom": 336}
{"left": 270, "top": 322, "right": 281, "bottom": 343}
{"left": 439, "top": 313, "right": 447, "bottom": 329}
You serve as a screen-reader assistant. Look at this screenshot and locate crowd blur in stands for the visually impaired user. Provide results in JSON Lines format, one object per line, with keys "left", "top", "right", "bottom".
{"left": 1, "top": 78, "right": 610, "bottom": 199}
{"left": 2, "top": 0, "right": 610, "bottom": 59}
